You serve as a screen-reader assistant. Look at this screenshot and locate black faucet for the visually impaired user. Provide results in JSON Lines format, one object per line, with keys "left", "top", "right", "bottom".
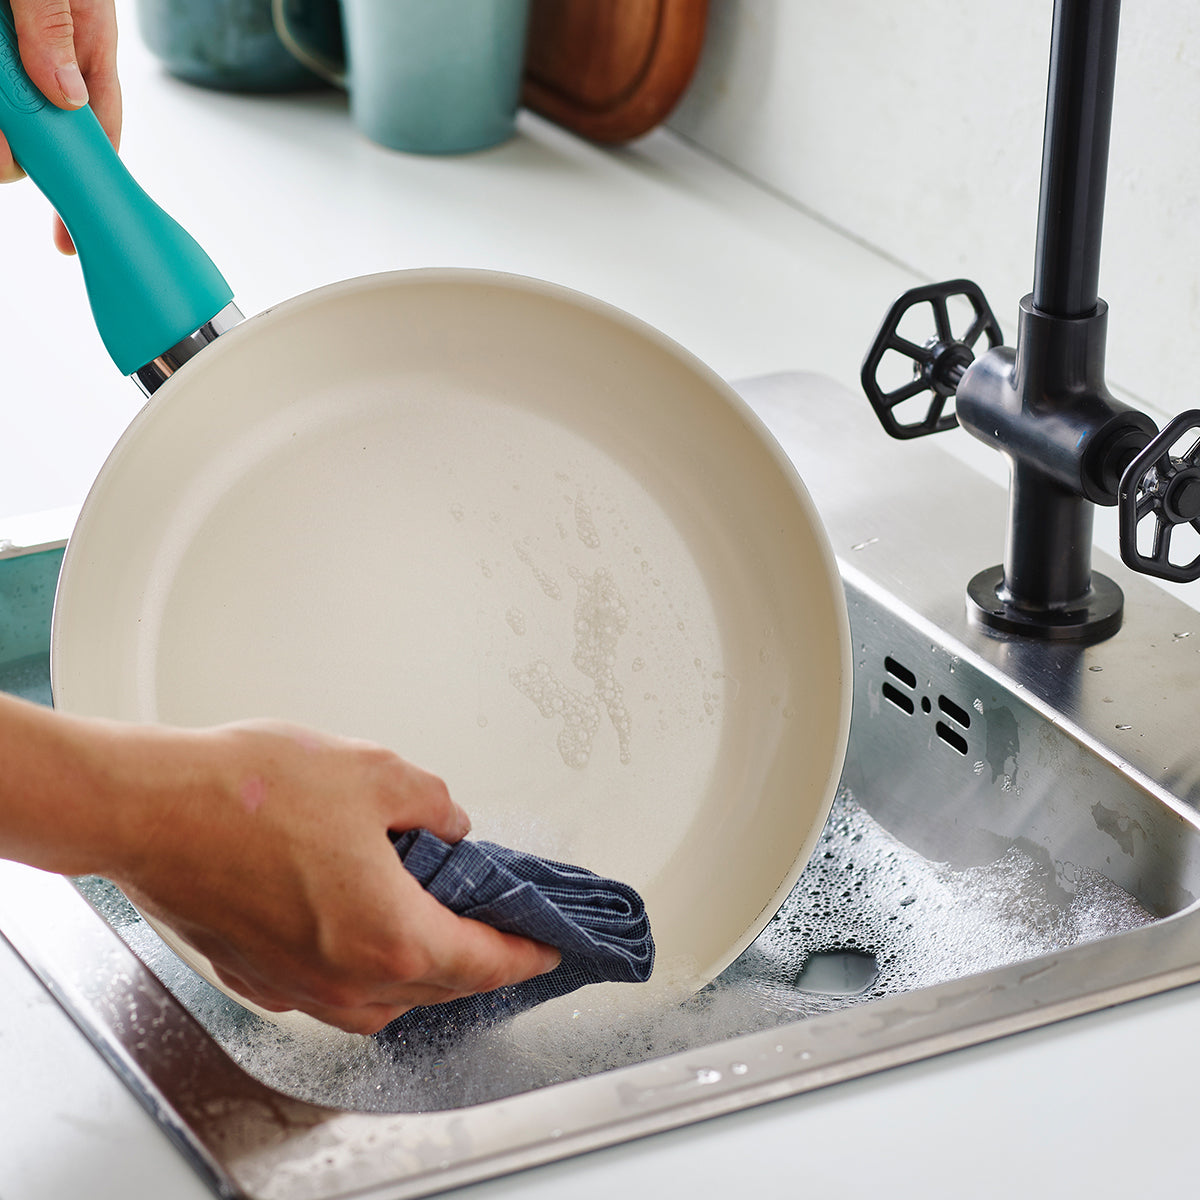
{"left": 861, "top": 0, "right": 1200, "bottom": 644}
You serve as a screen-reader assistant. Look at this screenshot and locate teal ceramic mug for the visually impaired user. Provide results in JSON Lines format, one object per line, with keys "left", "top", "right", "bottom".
{"left": 272, "top": 0, "right": 531, "bottom": 154}
{"left": 135, "top": 0, "right": 328, "bottom": 92}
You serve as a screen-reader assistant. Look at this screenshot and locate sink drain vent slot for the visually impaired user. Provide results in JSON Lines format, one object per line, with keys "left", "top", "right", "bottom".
{"left": 881, "top": 655, "right": 973, "bottom": 756}
{"left": 938, "top": 694, "right": 972, "bottom": 728}
{"left": 883, "top": 655, "right": 918, "bottom": 713}
{"left": 936, "top": 693, "right": 971, "bottom": 754}
{"left": 935, "top": 720, "right": 969, "bottom": 755}
{"left": 884, "top": 656, "right": 917, "bottom": 688}
{"left": 882, "top": 681, "right": 915, "bottom": 714}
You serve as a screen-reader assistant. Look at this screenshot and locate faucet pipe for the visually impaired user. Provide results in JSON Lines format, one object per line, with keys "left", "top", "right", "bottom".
{"left": 1032, "top": 0, "right": 1121, "bottom": 319}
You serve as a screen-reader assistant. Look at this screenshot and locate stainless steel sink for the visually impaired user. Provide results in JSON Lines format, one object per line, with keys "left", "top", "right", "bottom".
{"left": 3, "top": 371, "right": 1200, "bottom": 1200}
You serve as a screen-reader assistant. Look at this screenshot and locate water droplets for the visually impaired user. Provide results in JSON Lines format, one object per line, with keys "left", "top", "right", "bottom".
{"left": 510, "top": 661, "right": 602, "bottom": 769}
{"left": 510, "top": 568, "right": 633, "bottom": 768}
{"left": 513, "top": 540, "right": 561, "bottom": 601}
{"left": 573, "top": 493, "right": 601, "bottom": 550}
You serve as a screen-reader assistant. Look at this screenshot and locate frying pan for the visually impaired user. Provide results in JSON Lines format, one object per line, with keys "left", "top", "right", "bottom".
{"left": 0, "top": 7, "right": 852, "bottom": 1022}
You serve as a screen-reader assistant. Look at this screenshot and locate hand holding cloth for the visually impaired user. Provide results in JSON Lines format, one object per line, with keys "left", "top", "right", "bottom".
{"left": 378, "top": 829, "right": 654, "bottom": 1039}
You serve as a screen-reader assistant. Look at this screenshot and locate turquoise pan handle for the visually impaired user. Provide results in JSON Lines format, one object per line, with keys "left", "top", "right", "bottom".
{"left": 0, "top": 0, "right": 233, "bottom": 376}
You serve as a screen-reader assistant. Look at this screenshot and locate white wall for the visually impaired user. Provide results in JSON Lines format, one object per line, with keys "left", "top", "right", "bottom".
{"left": 670, "top": 0, "right": 1200, "bottom": 423}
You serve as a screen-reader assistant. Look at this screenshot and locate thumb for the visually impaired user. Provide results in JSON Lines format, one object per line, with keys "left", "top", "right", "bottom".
{"left": 12, "top": 0, "right": 89, "bottom": 108}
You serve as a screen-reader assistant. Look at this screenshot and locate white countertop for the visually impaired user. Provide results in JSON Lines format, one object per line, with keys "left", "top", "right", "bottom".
{"left": 3, "top": 12, "right": 1199, "bottom": 1199}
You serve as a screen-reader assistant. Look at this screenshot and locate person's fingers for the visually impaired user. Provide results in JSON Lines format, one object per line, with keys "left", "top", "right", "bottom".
{"left": 235, "top": 934, "right": 561, "bottom": 1038}
{"left": 211, "top": 882, "right": 560, "bottom": 1035}
{"left": 285, "top": 866, "right": 561, "bottom": 1012}
{"left": 70, "top": 0, "right": 120, "bottom": 144}
{"left": 212, "top": 952, "right": 401, "bottom": 1035}
{"left": 377, "top": 755, "right": 472, "bottom": 844}
{"left": 209, "top": 962, "right": 292, "bottom": 1014}
{"left": 291, "top": 999, "right": 415, "bottom": 1037}
{"left": 51, "top": 213, "right": 72, "bottom": 253}
{"left": 209, "top": 936, "right": 559, "bottom": 1038}
{"left": 49, "top": 1, "right": 120, "bottom": 254}
{"left": 11, "top": 0, "right": 89, "bottom": 108}
{"left": 393, "top": 897, "right": 563, "bottom": 1001}
{"left": 0, "top": 0, "right": 74, "bottom": 182}
{"left": 0, "top": 141, "right": 21, "bottom": 183}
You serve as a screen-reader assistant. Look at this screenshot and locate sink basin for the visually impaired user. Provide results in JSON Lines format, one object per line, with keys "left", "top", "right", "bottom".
{"left": 3, "top": 371, "right": 1200, "bottom": 1200}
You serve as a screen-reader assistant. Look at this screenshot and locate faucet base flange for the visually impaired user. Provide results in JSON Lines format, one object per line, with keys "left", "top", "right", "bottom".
{"left": 965, "top": 563, "right": 1123, "bottom": 643}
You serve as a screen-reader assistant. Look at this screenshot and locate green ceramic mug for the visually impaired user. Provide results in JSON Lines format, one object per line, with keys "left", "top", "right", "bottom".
{"left": 272, "top": 0, "right": 531, "bottom": 154}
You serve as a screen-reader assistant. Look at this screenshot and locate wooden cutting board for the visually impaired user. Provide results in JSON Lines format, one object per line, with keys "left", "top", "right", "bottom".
{"left": 522, "top": 0, "right": 708, "bottom": 144}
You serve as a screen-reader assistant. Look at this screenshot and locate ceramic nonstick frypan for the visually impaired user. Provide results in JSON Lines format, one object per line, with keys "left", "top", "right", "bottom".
{"left": 0, "top": 7, "right": 852, "bottom": 1023}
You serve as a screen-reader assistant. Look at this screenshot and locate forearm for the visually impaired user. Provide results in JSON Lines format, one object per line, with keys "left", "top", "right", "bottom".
{"left": 0, "top": 690, "right": 170, "bottom": 877}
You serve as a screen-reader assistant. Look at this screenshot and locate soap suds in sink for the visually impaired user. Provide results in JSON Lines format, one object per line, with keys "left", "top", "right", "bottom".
{"left": 74, "top": 789, "right": 1155, "bottom": 1114}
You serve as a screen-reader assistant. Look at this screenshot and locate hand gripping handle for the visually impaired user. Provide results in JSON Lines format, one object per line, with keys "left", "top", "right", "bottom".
{"left": 0, "top": 0, "right": 232, "bottom": 376}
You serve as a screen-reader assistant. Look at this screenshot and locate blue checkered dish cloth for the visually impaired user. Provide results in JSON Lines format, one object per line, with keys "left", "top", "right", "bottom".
{"left": 377, "top": 830, "right": 655, "bottom": 1041}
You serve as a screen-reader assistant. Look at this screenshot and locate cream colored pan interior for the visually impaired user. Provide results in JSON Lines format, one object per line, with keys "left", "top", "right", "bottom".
{"left": 51, "top": 269, "right": 851, "bottom": 1025}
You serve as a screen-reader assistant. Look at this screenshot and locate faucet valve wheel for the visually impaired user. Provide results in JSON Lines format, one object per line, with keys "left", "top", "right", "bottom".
{"left": 861, "top": 279, "right": 1003, "bottom": 440}
{"left": 1118, "top": 410, "right": 1200, "bottom": 583}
